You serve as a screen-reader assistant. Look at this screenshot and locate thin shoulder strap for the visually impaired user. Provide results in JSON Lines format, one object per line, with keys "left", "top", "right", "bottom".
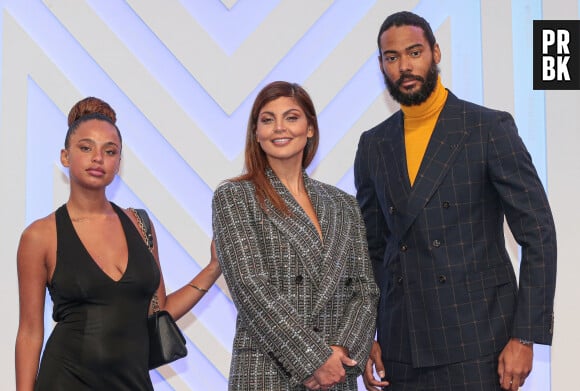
{"left": 130, "top": 207, "right": 160, "bottom": 312}
{"left": 132, "top": 208, "right": 154, "bottom": 251}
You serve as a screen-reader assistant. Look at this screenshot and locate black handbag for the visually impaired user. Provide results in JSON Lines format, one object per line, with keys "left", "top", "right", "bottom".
{"left": 131, "top": 208, "right": 188, "bottom": 369}
{"left": 147, "top": 309, "right": 188, "bottom": 369}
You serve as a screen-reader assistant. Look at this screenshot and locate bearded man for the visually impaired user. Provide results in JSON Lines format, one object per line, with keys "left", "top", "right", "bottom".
{"left": 354, "top": 11, "right": 557, "bottom": 391}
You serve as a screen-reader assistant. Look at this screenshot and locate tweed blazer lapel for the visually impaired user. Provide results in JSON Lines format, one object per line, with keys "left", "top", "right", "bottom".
{"left": 265, "top": 169, "right": 324, "bottom": 283}
{"left": 265, "top": 170, "right": 350, "bottom": 308}
{"left": 306, "top": 177, "right": 352, "bottom": 317}
{"left": 400, "top": 92, "right": 469, "bottom": 236}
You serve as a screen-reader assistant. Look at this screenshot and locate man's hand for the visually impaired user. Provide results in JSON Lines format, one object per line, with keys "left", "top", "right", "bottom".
{"left": 498, "top": 338, "right": 533, "bottom": 390}
{"left": 363, "top": 341, "right": 390, "bottom": 390}
{"left": 303, "top": 346, "right": 356, "bottom": 390}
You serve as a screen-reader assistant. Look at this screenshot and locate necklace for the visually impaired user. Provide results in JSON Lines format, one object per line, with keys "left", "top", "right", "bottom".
{"left": 70, "top": 216, "right": 91, "bottom": 222}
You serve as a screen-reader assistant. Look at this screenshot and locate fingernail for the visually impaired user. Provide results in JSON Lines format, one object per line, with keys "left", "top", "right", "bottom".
{"left": 378, "top": 370, "right": 385, "bottom": 378}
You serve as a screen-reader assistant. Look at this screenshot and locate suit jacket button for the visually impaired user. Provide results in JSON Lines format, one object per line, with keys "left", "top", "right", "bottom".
{"left": 432, "top": 239, "right": 441, "bottom": 248}
{"left": 438, "top": 275, "right": 447, "bottom": 283}
{"left": 442, "top": 201, "right": 450, "bottom": 208}
{"left": 397, "top": 275, "right": 404, "bottom": 285}
{"left": 295, "top": 275, "right": 303, "bottom": 284}
{"left": 400, "top": 244, "right": 408, "bottom": 252}
{"left": 388, "top": 206, "right": 396, "bottom": 215}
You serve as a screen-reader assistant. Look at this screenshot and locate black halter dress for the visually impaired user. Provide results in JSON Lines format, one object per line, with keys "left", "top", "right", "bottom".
{"left": 35, "top": 203, "right": 160, "bottom": 390}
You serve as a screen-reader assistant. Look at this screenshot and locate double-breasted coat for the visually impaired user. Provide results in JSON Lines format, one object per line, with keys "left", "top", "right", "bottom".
{"left": 354, "top": 91, "right": 557, "bottom": 368}
{"left": 213, "top": 169, "right": 379, "bottom": 390}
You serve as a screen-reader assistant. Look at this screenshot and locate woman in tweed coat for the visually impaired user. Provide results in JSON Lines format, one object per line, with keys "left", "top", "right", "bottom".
{"left": 212, "top": 81, "right": 379, "bottom": 390}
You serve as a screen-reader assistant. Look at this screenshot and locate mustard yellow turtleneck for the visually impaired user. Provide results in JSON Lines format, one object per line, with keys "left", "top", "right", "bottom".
{"left": 401, "top": 76, "right": 448, "bottom": 185}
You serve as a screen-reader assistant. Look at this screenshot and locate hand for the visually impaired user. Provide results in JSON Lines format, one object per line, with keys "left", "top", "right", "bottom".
{"left": 363, "top": 341, "right": 390, "bottom": 390}
{"left": 303, "top": 375, "right": 321, "bottom": 390}
{"left": 309, "top": 346, "right": 356, "bottom": 389}
{"left": 498, "top": 338, "right": 533, "bottom": 390}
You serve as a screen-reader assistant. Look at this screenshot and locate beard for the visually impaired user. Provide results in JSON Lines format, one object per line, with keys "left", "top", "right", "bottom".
{"left": 384, "top": 60, "right": 439, "bottom": 106}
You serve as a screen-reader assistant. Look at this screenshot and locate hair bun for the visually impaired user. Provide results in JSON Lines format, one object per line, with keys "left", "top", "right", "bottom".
{"left": 67, "top": 97, "right": 116, "bottom": 127}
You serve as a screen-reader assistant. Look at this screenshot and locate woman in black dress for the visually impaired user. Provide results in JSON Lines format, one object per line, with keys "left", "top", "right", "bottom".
{"left": 15, "top": 97, "right": 220, "bottom": 390}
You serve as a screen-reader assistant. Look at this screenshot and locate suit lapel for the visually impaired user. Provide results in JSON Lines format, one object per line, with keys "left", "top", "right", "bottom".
{"left": 265, "top": 170, "right": 324, "bottom": 283}
{"left": 264, "top": 170, "right": 350, "bottom": 313}
{"left": 306, "top": 178, "right": 351, "bottom": 316}
{"left": 377, "top": 112, "right": 412, "bottom": 237}
{"left": 400, "top": 93, "right": 468, "bottom": 235}
{"left": 380, "top": 112, "right": 411, "bottom": 192}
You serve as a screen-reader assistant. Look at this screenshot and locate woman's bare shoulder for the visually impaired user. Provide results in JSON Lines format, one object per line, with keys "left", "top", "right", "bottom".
{"left": 20, "top": 212, "right": 56, "bottom": 245}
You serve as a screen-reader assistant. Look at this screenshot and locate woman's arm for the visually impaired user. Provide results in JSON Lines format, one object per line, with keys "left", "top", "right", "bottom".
{"left": 126, "top": 208, "right": 221, "bottom": 320}
{"left": 15, "top": 221, "right": 50, "bottom": 391}
{"left": 161, "top": 238, "right": 221, "bottom": 320}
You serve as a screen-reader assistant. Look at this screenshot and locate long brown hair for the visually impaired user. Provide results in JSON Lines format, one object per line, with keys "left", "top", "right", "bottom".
{"left": 233, "top": 81, "right": 320, "bottom": 214}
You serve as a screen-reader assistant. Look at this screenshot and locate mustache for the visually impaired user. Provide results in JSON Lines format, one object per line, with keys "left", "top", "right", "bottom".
{"left": 396, "top": 74, "right": 425, "bottom": 87}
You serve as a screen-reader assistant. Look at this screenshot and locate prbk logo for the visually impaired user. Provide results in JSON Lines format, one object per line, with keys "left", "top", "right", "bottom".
{"left": 533, "top": 20, "right": 580, "bottom": 90}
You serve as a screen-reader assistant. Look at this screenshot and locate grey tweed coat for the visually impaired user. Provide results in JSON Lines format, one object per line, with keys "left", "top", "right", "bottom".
{"left": 212, "top": 169, "right": 379, "bottom": 390}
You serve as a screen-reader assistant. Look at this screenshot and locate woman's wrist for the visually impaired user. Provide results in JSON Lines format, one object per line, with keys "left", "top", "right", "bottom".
{"left": 204, "top": 261, "right": 221, "bottom": 279}
{"left": 188, "top": 283, "right": 209, "bottom": 293}
{"left": 185, "top": 262, "right": 220, "bottom": 294}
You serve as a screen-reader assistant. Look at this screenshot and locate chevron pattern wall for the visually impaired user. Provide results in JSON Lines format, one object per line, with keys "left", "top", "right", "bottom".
{"left": 0, "top": 0, "right": 555, "bottom": 390}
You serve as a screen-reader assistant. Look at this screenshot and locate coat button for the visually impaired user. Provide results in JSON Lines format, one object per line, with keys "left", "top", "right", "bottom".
{"left": 345, "top": 277, "right": 353, "bottom": 286}
{"left": 400, "top": 244, "right": 408, "bottom": 252}
{"left": 397, "top": 275, "right": 404, "bottom": 285}
{"left": 438, "top": 275, "right": 447, "bottom": 283}
{"left": 295, "top": 275, "right": 303, "bottom": 284}
{"left": 442, "top": 201, "right": 450, "bottom": 209}
{"left": 313, "top": 326, "right": 321, "bottom": 332}
{"left": 388, "top": 206, "right": 396, "bottom": 215}
{"left": 432, "top": 240, "right": 441, "bottom": 248}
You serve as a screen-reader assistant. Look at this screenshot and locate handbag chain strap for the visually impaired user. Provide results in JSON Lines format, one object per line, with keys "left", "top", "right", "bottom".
{"left": 130, "top": 208, "right": 160, "bottom": 313}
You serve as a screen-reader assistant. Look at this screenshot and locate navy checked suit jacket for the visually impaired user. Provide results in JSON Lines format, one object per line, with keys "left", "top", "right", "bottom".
{"left": 354, "top": 91, "right": 556, "bottom": 368}
{"left": 213, "top": 169, "right": 379, "bottom": 389}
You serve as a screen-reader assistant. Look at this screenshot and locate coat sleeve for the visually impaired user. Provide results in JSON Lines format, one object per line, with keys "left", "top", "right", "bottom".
{"left": 487, "top": 112, "right": 557, "bottom": 344}
{"left": 354, "top": 130, "right": 390, "bottom": 289}
{"left": 212, "top": 182, "right": 332, "bottom": 383}
{"left": 330, "top": 196, "right": 379, "bottom": 374}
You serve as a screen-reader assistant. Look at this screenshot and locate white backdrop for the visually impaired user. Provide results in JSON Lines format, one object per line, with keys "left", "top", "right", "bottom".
{"left": 1, "top": 1, "right": 578, "bottom": 390}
